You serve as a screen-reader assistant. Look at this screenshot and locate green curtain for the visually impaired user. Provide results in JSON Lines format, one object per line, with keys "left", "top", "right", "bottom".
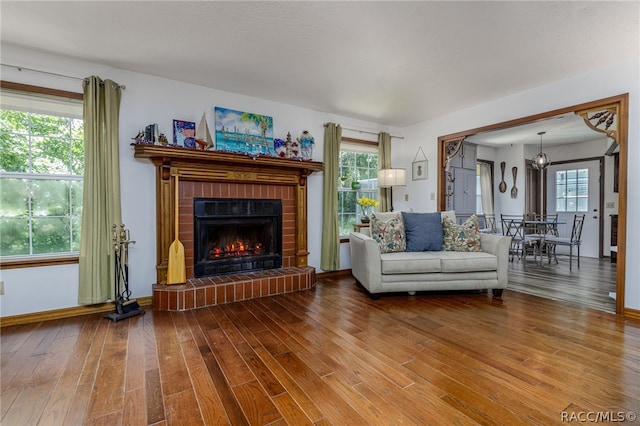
{"left": 378, "top": 132, "right": 392, "bottom": 212}
{"left": 320, "top": 123, "right": 342, "bottom": 271}
{"left": 78, "top": 77, "right": 123, "bottom": 305}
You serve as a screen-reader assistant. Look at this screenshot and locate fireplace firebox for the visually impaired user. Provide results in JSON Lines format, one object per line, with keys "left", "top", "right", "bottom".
{"left": 194, "top": 198, "right": 282, "bottom": 277}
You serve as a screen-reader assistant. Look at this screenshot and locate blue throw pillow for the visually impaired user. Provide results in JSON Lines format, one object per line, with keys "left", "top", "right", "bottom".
{"left": 401, "top": 212, "right": 443, "bottom": 252}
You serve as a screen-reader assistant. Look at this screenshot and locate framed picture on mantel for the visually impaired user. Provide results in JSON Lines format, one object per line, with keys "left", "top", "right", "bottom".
{"left": 173, "top": 119, "right": 196, "bottom": 148}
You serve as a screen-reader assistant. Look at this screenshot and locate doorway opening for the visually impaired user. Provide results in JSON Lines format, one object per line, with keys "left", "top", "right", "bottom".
{"left": 437, "top": 94, "right": 628, "bottom": 315}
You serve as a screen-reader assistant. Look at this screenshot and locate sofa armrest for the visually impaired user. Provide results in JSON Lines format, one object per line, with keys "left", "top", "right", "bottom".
{"left": 480, "top": 233, "right": 511, "bottom": 288}
{"left": 349, "top": 232, "right": 383, "bottom": 293}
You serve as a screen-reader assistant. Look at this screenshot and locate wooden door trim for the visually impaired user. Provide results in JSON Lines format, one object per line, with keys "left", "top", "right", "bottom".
{"left": 437, "top": 93, "right": 629, "bottom": 315}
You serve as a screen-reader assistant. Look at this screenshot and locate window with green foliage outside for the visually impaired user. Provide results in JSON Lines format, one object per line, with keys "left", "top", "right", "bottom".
{"left": 338, "top": 140, "right": 378, "bottom": 236}
{"left": 1, "top": 90, "right": 84, "bottom": 258}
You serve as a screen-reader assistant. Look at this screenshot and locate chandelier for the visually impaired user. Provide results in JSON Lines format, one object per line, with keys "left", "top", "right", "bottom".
{"left": 532, "top": 131, "right": 551, "bottom": 170}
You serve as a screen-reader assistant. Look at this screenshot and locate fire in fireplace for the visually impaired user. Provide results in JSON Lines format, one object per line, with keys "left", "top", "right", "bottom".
{"left": 194, "top": 198, "right": 282, "bottom": 277}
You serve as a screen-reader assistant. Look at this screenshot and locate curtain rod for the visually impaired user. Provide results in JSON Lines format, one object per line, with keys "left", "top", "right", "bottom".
{"left": 324, "top": 123, "right": 404, "bottom": 140}
{"left": 1, "top": 63, "right": 126, "bottom": 89}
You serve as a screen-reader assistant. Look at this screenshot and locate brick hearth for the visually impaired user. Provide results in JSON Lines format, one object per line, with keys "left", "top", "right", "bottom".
{"left": 152, "top": 266, "right": 315, "bottom": 311}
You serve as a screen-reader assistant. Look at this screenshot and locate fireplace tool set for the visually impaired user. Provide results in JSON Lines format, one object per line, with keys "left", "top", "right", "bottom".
{"left": 105, "top": 224, "right": 145, "bottom": 322}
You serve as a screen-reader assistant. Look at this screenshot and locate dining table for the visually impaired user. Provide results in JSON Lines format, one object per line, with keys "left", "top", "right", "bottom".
{"left": 522, "top": 219, "right": 566, "bottom": 265}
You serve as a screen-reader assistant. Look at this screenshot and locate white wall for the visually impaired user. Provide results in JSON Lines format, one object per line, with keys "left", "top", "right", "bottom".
{"left": 398, "top": 58, "right": 639, "bottom": 310}
{"left": 0, "top": 45, "right": 399, "bottom": 316}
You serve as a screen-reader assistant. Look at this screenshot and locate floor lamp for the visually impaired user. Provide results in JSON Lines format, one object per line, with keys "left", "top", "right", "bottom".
{"left": 378, "top": 168, "right": 407, "bottom": 212}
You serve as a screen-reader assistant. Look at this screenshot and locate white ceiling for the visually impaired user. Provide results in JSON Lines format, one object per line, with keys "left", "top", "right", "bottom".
{"left": 465, "top": 112, "right": 609, "bottom": 147}
{"left": 1, "top": 1, "right": 638, "bottom": 130}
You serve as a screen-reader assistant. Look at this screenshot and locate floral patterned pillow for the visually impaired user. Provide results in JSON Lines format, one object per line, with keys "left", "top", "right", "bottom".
{"left": 442, "top": 214, "right": 481, "bottom": 252}
{"left": 370, "top": 212, "right": 406, "bottom": 253}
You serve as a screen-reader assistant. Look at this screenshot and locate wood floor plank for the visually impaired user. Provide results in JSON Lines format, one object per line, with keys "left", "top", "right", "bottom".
{"left": 2, "top": 261, "right": 639, "bottom": 425}
{"left": 164, "top": 388, "right": 204, "bottom": 426}
{"left": 1, "top": 376, "right": 58, "bottom": 426}
{"left": 273, "top": 351, "right": 368, "bottom": 425}
{"left": 271, "top": 392, "right": 314, "bottom": 426}
{"left": 121, "top": 387, "right": 146, "bottom": 426}
{"left": 38, "top": 317, "right": 101, "bottom": 425}
{"left": 84, "top": 360, "right": 126, "bottom": 421}
{"left": 205, "top": 327, "right": 255, "bottom": 387}
{"left": 153, "top": 311, "right": 192, "bottom": 396}
{"left": 252, "top": 346, "right": 325, "bottom": 423}
{"left": 198, "top": 343, "right": 249, "bottom": 426}
{"left": 321, "top": 372, "right": 395, "bottom": 426}
{"left": 124, "top": 315, "right": 146, "bottom": 392}
{"left": 145, "top": 368, "right": 165, "bottom": 425}
{"left": 188, "top": 364, "right": 231, "bottom": 426}
{"left": 232, "top": 380, "right": 282, "bottom": 425}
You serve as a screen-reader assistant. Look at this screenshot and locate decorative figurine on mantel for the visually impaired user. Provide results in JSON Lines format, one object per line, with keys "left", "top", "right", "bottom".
{"left": 299, "top": 130, "right": 314, "bottom": 160}
{"left": 285, "top": 132, "right": 293, "bottom": 158}
{"left": 158, "top": 133, "right": 169, "bottom": 146}
{"left": 274, "top": 138, "right": 286, "bottom": 157}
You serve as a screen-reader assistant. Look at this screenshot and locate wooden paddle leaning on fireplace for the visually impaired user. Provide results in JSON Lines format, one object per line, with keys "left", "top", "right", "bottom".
{"left": 167, "top": 175, "right": 186, "bottom": 284}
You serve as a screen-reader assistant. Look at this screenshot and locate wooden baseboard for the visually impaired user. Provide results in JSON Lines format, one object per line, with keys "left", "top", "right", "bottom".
{"left": 0, "top": 296, "right": 153, "bottom": 327}
{"left": 316, "top": 269, "right": 353, "bottom": 279}
{"left": 624, "top": 307, "right": 640, "bottom": 321}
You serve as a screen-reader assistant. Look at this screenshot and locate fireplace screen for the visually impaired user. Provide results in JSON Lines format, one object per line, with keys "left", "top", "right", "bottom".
{"left": 194, "top": 198, "right": 282, "bottom": 277}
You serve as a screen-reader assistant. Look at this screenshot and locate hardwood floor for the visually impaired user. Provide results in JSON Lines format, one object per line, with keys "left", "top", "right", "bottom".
{"left": 507, "top": 255, "right": 617, "bottom": 313}
{"left": 2, "top": 276, "right": 639, "bottom": 425}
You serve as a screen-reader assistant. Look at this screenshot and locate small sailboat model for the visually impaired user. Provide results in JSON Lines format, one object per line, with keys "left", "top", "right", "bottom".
{"left": 195, "top": 112, "right": 214, "bottom": 150}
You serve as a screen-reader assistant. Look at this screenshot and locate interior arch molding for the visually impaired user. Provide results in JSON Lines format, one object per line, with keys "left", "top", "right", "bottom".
{"left": 437, "top": 93, "right": 629, "bottom": 315}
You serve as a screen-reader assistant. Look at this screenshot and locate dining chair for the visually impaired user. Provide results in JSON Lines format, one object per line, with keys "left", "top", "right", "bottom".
{"left": 544, "top": 214, "right": 586, "bottom": 271}
{"left": 501, "top": 214, "right": 540, "bottom": 264}
{"left": 480, "top": 213, "right": 497, "bottom": 234}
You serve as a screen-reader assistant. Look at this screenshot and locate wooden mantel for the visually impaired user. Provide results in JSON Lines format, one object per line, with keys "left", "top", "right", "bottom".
{"left": 134, "top": 144, "right": 323, "bottom": 285}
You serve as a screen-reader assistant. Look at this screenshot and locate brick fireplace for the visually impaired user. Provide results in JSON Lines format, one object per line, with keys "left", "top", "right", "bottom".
{"left": 134, "top": 145, "right": 323, "bottom": 311}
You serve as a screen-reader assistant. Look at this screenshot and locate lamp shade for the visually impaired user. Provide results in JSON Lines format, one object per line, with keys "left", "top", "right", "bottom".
{"left": 378, "top": 168, "right": 407, "bottom": 187}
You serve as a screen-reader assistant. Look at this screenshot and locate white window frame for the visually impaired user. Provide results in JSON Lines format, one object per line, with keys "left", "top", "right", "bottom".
{"left": 338, "top": 139, "right": 379, "bottom": 237}
{"left": 555, "top": 168, "right": 589, "bottom": 212}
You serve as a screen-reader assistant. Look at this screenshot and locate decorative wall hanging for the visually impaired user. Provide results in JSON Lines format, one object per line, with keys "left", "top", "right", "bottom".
{"left": 412, "top": 146, "right": 428, "bottom": 181}
{"left": 173, "top": 120, "right": 196, "bottom": 148}
{"left": 499, "top": 161, "right": 507, "bottom": 193}
{"left": 214, "top": 107, "right": 274, "bottom": 155}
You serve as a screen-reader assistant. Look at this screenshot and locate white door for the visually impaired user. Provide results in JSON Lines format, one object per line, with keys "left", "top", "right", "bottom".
{"left": 547, "top": 160, "right": 600, "bottom": 258}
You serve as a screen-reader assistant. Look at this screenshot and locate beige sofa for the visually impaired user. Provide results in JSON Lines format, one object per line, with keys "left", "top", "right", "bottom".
{"left": 349, "top": 213, "right": 511, "bottom": 297}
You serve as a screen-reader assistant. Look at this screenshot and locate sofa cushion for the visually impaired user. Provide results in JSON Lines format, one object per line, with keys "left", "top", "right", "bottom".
{"left": 402, "top": 211, "right": 443, "bottom": 252}
{"left": 380, "top": 251, "right": 442, "bottom": 274}
{"left": 437, "top": 250, "right": 498, "bottom": 272}
{"left": 441, "top": 210, "right": 456, "bottom": 223}
{"left": 442, "top": 214, "right": 482, "bottom": 252}
{"left": 370, "top": 212, "right": 406, "bottom": 253}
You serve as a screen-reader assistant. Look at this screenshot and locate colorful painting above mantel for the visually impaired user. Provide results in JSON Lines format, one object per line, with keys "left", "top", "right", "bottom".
{"left": 214, "top": 107, "right": 274, "bottom": 155}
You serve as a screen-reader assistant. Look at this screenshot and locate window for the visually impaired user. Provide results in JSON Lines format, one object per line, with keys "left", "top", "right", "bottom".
{"left": 475, "top": 171, "right": 483, "bottom": 215}
{"left": 0, "top": 86, "right": 84, "bottom": 259}
{"left": 555, "top": 169, "right": 588, "bottom": 212}
{"left": 338, "top": 139, "right": 378, "bottom": 236}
